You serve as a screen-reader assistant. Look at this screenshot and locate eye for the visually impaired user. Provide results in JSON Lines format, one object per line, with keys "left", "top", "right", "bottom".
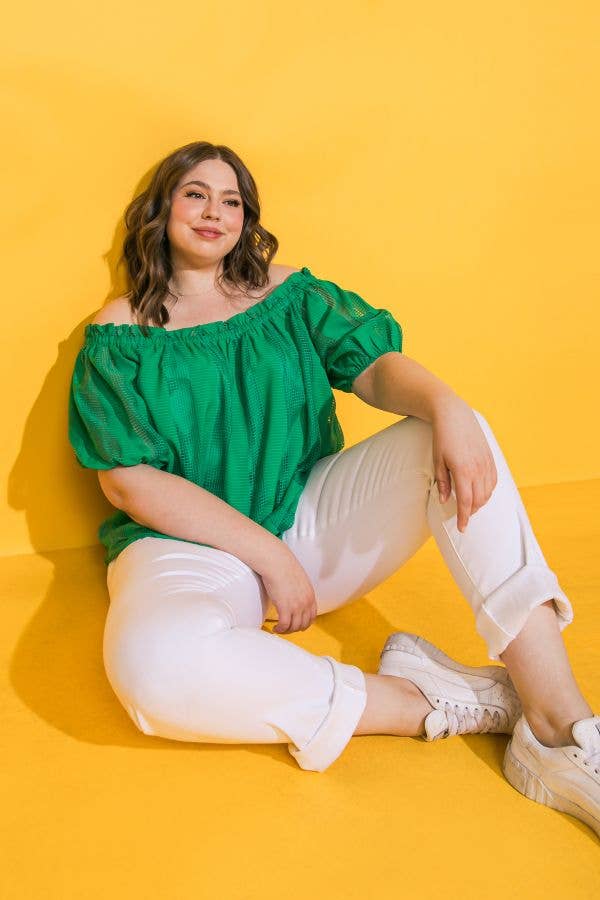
{"left": 184, "top": 191, "right": 241, "bottom": 207}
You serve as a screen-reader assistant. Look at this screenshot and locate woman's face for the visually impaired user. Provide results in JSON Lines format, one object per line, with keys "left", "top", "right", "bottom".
{"left": 167, "top": 158, "right": 245, "bottom": 268}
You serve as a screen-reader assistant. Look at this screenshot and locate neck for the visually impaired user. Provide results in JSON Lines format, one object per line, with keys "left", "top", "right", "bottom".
{"left": 168, "top": 259, "right": 224, "bottom": 296}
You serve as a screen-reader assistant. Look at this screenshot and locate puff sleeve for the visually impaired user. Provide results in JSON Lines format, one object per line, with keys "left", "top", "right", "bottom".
{"left": 68, "top": 333, "right": 174, "bottom": 471}
{"left": 303, "top": 274, "right": 403, "bottom": 392}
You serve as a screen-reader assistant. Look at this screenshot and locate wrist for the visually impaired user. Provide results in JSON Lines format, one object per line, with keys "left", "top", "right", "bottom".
{"left": 251, "top": 531, "right": 294, "bottom": 576}
{"left": 428, "top": 388, "right": 463, "bottom": 423}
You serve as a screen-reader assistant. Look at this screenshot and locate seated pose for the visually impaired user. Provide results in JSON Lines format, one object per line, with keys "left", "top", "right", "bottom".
{"left": 68, "top": 141, "right": 599, "bottom": 840}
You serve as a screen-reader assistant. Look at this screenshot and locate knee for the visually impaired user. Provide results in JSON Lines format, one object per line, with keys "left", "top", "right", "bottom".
{"left": 396, "top": 406, "right": 496, "bottom": 480}
{"left": 395, "top": 414, "right": 435, "bottom": 463}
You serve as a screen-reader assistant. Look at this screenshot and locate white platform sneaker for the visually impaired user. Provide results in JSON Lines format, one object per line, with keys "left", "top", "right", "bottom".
{"left": 378, "top": 632, "right": 522, "bottom": 740}
{"left": 503, "top": 712, "right": 600, "bottom": 839}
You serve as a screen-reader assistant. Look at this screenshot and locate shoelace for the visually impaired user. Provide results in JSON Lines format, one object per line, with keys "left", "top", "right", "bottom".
{"left": 576, "top": 747, "right": 600, "bottom": 777}
{"left": 438, "top": 701, "right": 508, "bottom": 738}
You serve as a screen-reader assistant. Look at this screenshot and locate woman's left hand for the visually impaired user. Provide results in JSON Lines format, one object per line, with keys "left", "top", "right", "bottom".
{"left": 430, "top": 395, "right": 498, "bottom": 533}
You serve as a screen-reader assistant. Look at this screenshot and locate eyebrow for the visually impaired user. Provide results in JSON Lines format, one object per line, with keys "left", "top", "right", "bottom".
{"left": 181, "top": 179, "right": 241, "bottom": 196}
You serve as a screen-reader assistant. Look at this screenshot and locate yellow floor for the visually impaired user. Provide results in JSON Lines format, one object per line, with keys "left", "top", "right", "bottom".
{"left": 3, "top": 479, "right": 599, "bottom": 898}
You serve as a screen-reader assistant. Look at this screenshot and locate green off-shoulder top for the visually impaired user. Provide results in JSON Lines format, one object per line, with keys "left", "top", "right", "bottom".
{"left": 68, "top": 266, "right": 403, "bottom": 565}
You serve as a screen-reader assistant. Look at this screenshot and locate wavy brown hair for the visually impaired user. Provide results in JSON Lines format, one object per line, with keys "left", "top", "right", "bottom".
{"left": 119, "top": 141, "right": 279, "bottom": 336}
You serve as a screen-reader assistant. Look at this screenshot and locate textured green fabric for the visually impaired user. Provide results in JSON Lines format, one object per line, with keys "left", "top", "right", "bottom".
{"left": 68, "top": 266, "right": 403, "bottom": 565}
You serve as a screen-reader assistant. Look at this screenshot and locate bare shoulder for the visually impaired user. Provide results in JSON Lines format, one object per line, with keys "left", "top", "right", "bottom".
{"left": 268, "top": 263, "right": 301, "bottom": 286}
{"left": 91, "top": 295, "right": 137, "bottom": 326}
{"left": 90, "top": 269, "right": 302, "bottom": 324}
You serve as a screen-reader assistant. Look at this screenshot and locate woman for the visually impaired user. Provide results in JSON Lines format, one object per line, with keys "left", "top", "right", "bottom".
{"left": 68, "top": 141, "right": 599, "bottom": 838}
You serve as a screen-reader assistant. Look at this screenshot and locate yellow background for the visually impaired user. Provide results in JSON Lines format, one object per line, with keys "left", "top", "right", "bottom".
{"left": 2, "top": 1, "right": 599, "bottom": 894}
{"left": 1, "top": 1, "right": 599, "bottom": 559}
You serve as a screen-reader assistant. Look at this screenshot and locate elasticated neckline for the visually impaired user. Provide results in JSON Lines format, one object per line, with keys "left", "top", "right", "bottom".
{"left": 70, "top": 266, "right": 405, "bottom": 565}
{"left": 84, "top": 266, "right": 314, "bottom": 344}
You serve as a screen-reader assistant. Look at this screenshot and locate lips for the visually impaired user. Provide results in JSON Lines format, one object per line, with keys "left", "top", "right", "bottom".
{"left": 193, "top": 228, "right": 223, "bottom": 237}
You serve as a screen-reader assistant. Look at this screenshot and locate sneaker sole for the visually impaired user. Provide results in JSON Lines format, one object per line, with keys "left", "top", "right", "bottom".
{"left": 503, "top": 740, "right": 600, "bottom": 839}
{"left": 380, "top": 632, "right": 515, "bottom": 689}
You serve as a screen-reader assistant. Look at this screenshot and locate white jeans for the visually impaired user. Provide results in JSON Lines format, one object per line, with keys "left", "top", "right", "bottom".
{"left": 104, "top": 409, "right": 574, "bottom": 772}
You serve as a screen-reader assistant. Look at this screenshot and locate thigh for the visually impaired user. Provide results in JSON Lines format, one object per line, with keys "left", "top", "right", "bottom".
{"left": 281, "top": 415, "right": 435, "bottom": 615}
{"left": 105, "top": 535, "right": 269, "bottom": 638}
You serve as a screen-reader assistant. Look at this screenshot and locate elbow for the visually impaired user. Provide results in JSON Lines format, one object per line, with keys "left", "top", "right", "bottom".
{"left": 351, "top": 352, "right": 401, "bottom": 404}
{"left": 97, "top": 467, "right": 135, "bottom": 509}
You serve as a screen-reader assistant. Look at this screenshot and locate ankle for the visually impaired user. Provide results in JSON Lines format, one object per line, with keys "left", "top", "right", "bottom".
{"left": 402, "top": 679, "right": 435, "bottom": 735}
{"left": 524, "top": 711, "right": 584, "bottom": 748}
{"left": 357, "top": 674, "right": 435, "bottom": 738}
{"left": 386, "top": 675, "right": 434, "bottom": 736}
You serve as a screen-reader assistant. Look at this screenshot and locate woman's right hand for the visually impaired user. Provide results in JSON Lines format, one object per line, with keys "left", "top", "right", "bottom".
{"left": 259, "top": 546, "right": 318, "bottom": 634}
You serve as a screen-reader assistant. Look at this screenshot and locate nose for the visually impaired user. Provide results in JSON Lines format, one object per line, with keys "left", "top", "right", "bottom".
{"left": 202, "top": 197, "right": 220, "bottom": 219}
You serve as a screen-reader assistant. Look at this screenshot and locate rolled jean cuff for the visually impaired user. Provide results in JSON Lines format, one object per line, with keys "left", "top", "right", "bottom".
{"left": 475, "top": 564, "right": 574, "bottom": 661}
{"left": 288, "top": 656, "right": 367, "bottom": 772}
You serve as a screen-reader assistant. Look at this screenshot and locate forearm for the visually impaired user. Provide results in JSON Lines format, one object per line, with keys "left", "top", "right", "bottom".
{"left": 352, "top": 352, "right": 460, "bottom": 423}
{"left": 109, "top": 465, "right": 285, "bottom": 576}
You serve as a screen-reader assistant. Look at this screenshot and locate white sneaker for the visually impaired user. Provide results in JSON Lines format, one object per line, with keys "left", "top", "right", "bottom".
{"left": 378, "top": 631, "right": 522, "bottom": 740}
{"left": 503, "top": 713, "right": 600, "bottom": 839}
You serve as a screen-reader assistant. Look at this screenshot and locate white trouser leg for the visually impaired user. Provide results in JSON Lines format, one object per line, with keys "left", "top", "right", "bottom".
{"left": 282, "top": 408, "right": 573, "bottom": 661}
{"left": 103, "top": 406, "right": 574, "bottom": 772}
{"left": 104, "top": 537, "right": 366, "bottom": 772}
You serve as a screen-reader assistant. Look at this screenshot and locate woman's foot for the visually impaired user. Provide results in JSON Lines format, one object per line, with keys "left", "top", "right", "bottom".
{"left": 378, "top": 632, "right": 522, "bottom": 740}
